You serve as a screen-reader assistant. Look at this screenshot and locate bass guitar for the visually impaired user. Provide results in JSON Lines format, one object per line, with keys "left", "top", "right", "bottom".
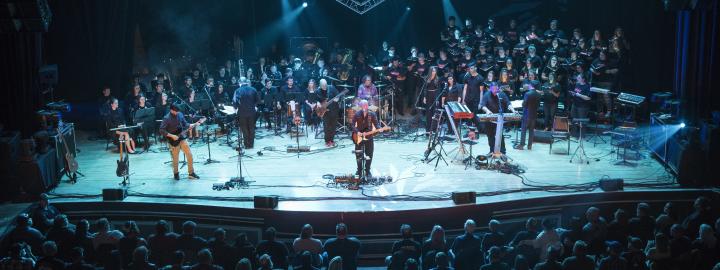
{"left": 316, "top": 89, "right": 349, "bottom": 117}
{"left": 168, "top": 117, "right": 207, "bottom": 147}
{"left": 116, "top": 137, "right": 129, "bottom": 177}
{"left": 56, "top": 127, "right": 79, "bottom": 182}
{"left": 351, "top": 124, "right": 391, "bottom": 145}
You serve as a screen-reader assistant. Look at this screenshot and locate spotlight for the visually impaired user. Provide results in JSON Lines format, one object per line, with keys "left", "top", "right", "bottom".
{"left": 302, "top": 2, "right": 308, "bottom": 7}
{"left": 406, "top": 6, "right": 411, "bottom": 11}
{"left": 680, "top": 122, "right": 686, "bottom": 128}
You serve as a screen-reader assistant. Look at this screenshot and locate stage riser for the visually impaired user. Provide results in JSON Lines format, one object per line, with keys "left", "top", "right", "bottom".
{"left": 53, "top": 190, "right": 715, "bottom": 266}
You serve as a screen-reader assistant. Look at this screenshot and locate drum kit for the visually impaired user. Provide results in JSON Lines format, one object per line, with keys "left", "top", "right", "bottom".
{"left": 334, "top": 81, "right": 395, "bottom": 132}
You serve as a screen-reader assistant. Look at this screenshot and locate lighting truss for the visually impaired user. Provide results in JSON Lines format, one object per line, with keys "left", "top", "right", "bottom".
{"left": 335, "top": 0, "right": 387, "bottom": 15}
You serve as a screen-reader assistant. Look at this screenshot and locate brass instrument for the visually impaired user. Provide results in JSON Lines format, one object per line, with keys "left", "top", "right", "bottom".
{"left": 338, "top": 49, "right": 353, "bottom": 81}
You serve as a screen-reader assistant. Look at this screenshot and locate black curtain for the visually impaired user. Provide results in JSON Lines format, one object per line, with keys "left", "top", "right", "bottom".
{"left": 674, "top": 0, "right": 720, "bottom": 123}
{"left": 0, "top": 32, "right": 44, "bottom": 137}
{"left": 44, "top": 0, "right": 139, "bottom": 125}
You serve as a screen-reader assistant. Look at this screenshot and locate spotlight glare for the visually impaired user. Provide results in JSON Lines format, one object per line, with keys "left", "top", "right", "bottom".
{"left": 406, "top": 6, "right": 411, "bottom": 11}
{"left": 303, "top": 2, "right": 308, "bottom": 7}
{"left": 680, "top": 122, "right": 686, "bottom": 128}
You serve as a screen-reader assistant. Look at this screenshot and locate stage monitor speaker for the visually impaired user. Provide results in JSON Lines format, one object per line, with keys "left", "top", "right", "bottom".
{"left": 254, "top": 195, "right": 278, "bottom": 209}
{"left": 599, "top": 179, "right": 624, "bottom": 192}
{"left": 103, "top": 189, "right": 126, "bottom": 201}
{"left": 451, "top": 191, "right": 476, "bottom": 205}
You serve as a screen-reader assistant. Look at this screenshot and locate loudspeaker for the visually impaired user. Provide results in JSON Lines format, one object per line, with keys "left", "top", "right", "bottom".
{"left": 39, "top": 64, "right": 58, "bottom": 85}
{"left": 254, "top": 195, "right": 278, "bottom": 209}
{"left": 451, "top": 191, "right": 476, "bottom": 205}
{"left": 103, "top": 189, "right": 126, "bottom": 201}
{"left": 533, "top": 130, "right": 553, "bottom": 143}
{"left": 599, "top": 179, "right": 624, "bottom": 191}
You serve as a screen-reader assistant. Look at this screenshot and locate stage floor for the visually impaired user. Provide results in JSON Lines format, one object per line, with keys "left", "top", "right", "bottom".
{"left": 52, "top": 121, "right": 676, "bottom": 212}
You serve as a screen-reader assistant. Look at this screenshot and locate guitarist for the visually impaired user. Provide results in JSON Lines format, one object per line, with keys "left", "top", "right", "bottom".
{"left": 160, "top": 104, "right": 200, "bottom": 180}
{"left": 351, "top": 100, "right": 379, "bottom": 177}
{"left": 318, "top": 79, "right": 339, "bottom": 147}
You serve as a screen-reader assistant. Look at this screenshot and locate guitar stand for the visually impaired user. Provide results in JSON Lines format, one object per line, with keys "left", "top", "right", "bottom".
{"left": 203, "top": 125, "right": 221, "bottom": 165}
{"left": 67, "top": 171, "right": 85, "bottom": 184}
{"left": 118, "top": 140, "right": 131, "bottom": 186}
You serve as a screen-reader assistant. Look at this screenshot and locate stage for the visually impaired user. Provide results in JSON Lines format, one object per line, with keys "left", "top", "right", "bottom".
{"left": 51, "top": 120, "right": 677, "bottom": 212}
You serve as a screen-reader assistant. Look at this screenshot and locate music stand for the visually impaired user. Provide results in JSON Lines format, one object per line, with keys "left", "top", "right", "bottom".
{"left": 133, "top": 108, "right": 156, "bottom": 152}
{"left": 570, "top": 118, "right": 590, "bottom": 164}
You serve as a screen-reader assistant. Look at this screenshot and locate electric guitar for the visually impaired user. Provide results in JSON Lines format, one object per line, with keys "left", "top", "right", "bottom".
{"left": 352, "top": 124, "right": 391, "bottom": 145}
{"left": 167, "top": 117, "right": 207, "bottom": 147}
{"left": 116, "top": 138, "right": 129, "bottom": 177}
{"left": 56, "top": 127, "right": 79, "bottom": 181}
{"left": 316, "top": 89, "right": 349, "bottom": 117}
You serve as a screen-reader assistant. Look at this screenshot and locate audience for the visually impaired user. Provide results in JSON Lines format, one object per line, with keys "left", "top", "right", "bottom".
{"left": 451, "top": 219, "right": 482, "bottom": 270}
{"left": 323, "top": 223, "right": 361, "bottom": 270}
{"left": 388, "top": 224, "right": 421, "bottom": 270}
{"left": 176, "top": 221, "right": 207, "bottom": 265}
{"left": 31, "top": 193, "right": 61, "bottom": 234}
{"left": 1, "top": 196, "right": 719, "bottom": 270}
{"left": 256, "top": 227, "right": 289, "bottom": 270}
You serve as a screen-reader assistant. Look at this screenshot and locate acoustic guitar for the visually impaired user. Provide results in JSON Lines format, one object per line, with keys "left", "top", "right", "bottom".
{"left": 56, "top": 127, "right": 79, "bottom": 182}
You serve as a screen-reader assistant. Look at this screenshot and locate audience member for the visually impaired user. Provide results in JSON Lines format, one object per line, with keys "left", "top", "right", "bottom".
{"left": 582, "top": 207, "right": 608, "bottom": 255}
{"left": 509, "top": 218, "right": 540, "bottom": 267}
{"left": 189, "top": 249, "right": 223, "bottom": 270}
{"left": 561, "top": 240, "right": 594, "bottom": 270}
{"left": 682, "top": 196, "right": 714, "bottom": 239}
{"left": 293, "top": 224, "right": 323, "bottom": 267}
{"left": 66, "top": 247, "right": 94, "bottom": 270}
{"left": 644, "top": 233, "right": 671, "bottom": 270}
{"left": 620, "top": 237, "right": 646, "bottom": 270}
{"left": 45, "top": 215, "right": 75, "bottom": 261}
{"left": 67, "top": 219, "right": 94, "bottom": 264}
{"left": 328, "top": 256, "right": 343, "bottom": 270}
{"left": 532, "top": 245, "right": 561, "bottom": 270}
{"left": 422, "top": 225, "right": 452, "bottom": 270}
{"left": 323, "top": 223, "right": 361, "bottom": 270}
{"left": 92, "top": 217, "right": 124, "bottom": 249}
{"left": 256, "top": 227, "right": 289, "bottom": 270}
{"left": 669, "top": 224, "right": 692, "bottom": 267}
{"left": 429, "top": 252, "right": 453, "bottom": 270}
{"left": 512, "top": 255, "right": 530, "bottom": 270}
{"left": 628, "top": 203, "right": 655, "bottom": 243}
{"left": 31, "top": 193, "right": 61, "bottom": 234}
{"left": 176, "top": 221, "right": 208, "bottom": 265}
{"left": 208, "top": 228, "right": 237, "bottom": 270}
{"left": 234, "top": 257, "right": 252, "bottom": 270}
{"left": 159, "top": 250, "right": 188, "bottom": 270}
{"left": 388, "top": 224, "right": 421, "bottom": 270}
{"left": 480, "top": 246, "right": 509, "bottom": 270}
{"left": 405, "top": 258, "right": 419, "bottom": 270}
{"left": 529, "top": 218, "right": 560, "bottom": 262}
{"left": 119, "top": 221, "right": 148, "bottom": 268}
{"left": 257, "top": 254, "right": 274, "bottom": 270}
{"left": 606, "top": 209, "right": 630, "bottom": 247}
{"left": 2, "top": 213, "right": 45, "bottom": 256}
{"left": 597, "top": 241, "right": 627, "bottom": 270}
{"left": 296, "top": 250, "right": 319, "bottom": 270}
{"left": 35, "top": 241, "right": 66, "bottom": 270}
{"left": 481, "top": 220, "right": 506, "bottom": 256}
{"left": 148, "top": 220, "right": 179, "bottom": 266}
{"left": 233, "top": 233, "right": 256, "bottom": 267}
{"left": 451, "top": 219, "right": 483, "bottom": 270}
{"left": 128, "top": 246, "right": 156, "bottom": 270}
{"left": 0, "top": 243, "right": 35, "bottom": 270}
{"left": 690, "top": 224, "right": 719, "bottom": 270}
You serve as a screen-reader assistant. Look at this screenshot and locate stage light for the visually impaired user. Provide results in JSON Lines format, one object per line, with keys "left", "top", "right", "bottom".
{"left": 680, "top": 122, "right": 686, "bottom": 128}
{"left": 302, "top": 2, "right": 308, "bottom": 8}
{"left": 406, "top": 6, "right": 411, "bottom": 11}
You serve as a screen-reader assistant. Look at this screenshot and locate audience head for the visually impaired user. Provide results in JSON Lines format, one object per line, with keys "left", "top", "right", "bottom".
{"left": 671, "top": 224, "right": 685, "bottom": 239}
{"left": 628, "top": 237, "right": 643, "bottom": 251}
{"left": 514, "top": 255, "right": 529, "bottom": 270}
{"left": 636, "top": 202, "right": 650, "bottom": 217}
{"left": 214, "top": 228, "right": 226, "bottom": 242}
{"left": 299, "top": 250, "right": 313, "bottom": 268}
{"left": 300, "top": 224, "right": 314, "bottom": 239}
{"left": 541, "top": 218, "right": 555, "bottom": 231}
{"left": 16, "top": 213, "right": 31, "bottom": 227}
{"left": 655, "top": 233, "right": 670, "bottom": 252}
{"left": 235, "top": 233, "right": 249, "bottom": 246}
{"left": 155, "top": 220, "right": 169, "bottom": 235}
{"left": 400, "top": 224, "right": 413, "bottom": 239}
{"left": 39, "top": 193, "right": 50, "bottom": 208}
{"left": 613, "top": 208, "right": 628, "bottom": 223}
{"left": 53, "top": 214, "right": 69, "bottom": 229}
{"left": 430, "top": 225, "right": 446, "bottom": 245}
{"left": 435, "top": 252, "right": 449, "bottom": 268}
{"left": 42, "top": 240, "right": 58, "bottom": 257}
{"left": 605, "top": 240, "right": 622, "bottom": 256}
{"left": 171, "top": 250, "right": 185, "bottom": 266}
{"left": 258, "top": 254, "right": 273, "bottom": 269}
{"left": 404, "top": 258, "right": 418, "bottom": 270}
{"left": 585, "top": 207, "right": 600, "bottom": 222}
{"left": 264, "top": 227, "right": 277, "bottom": 241}
{"left": 70, "top": 247, "right": 85, "bottom": 262}
{"left": 694, "top": 196, "right": 711, "bottom": 213}
{"left": 124, "top": 220, "right": 140, "bottom": 236}
{"left": 488, "top": 219, "right": 500, "bottom": 233}
{"left": 336, "top": 223, "right": 348, "bottom": 239}
{"left": 547, "top": 245, "right": 561, "bottom": 261}
{"left": 700, "top": 224, "right": 716, "bottom": 243}
{"left": 328, "top": 256, "right": 343, "bottom": 270}
{"left": 488, "top": 246, "right": 502, "bottom": 263}
{"left": 197, "top": 248, "right": 213, "bottom": 265}
{"left": 96, "top": 218, "right": 110, "bottom": 232}
{"left": 572, "top": 240, "right": 588, "bottom": 256}
{"left": 526, "top": 217, "right": 540, "bottom": 232}
{"left": 235, "top": 258, "right": 252, "bottom": 270}
{"left": 132, "top": 246, "right": 149, "bottom": 264}
{"left": 76, "top": 219, "right": 90, "bottom": 235}
{"left": 464, "top": 219, "right": 477, "bottom": 233}
{"left": 182, "top": 220, "right": 197, "bottom": 235}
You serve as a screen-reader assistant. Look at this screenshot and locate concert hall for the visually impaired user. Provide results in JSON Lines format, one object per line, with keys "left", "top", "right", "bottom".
{"left": 1, "top": 0, "right": 719, "bottom": 269}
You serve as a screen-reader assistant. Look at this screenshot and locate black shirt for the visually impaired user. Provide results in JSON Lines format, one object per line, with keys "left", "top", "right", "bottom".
{"left": 324, "top": 237, "right": 361, "bottom": 270}
{"left": 541, "top": 82, "right": 560, "bottom": 103}
{"left": 318, "top": 86, "right": 340, "bottom": 112}
{"left": 571, "top": 83, "right": 591, "bottom": 109}
{"left": 256, "top": 240, "right": 289, "bottom": 269}
{"left": 233, "top": 85, "right": 260, "bottom": 117}
{"left": 451, "top": 233, "right": 483, "bottom": 270}
{"left": 352, "top": 111, "right": 379, "bottom": 136}
{"left": 522, "top": 90, "right": 541, "bottom": 116}
{"left": 464, "top": 74, "right": 484, "bottom": 101}
{"left": 108, "top": 108, "right": 126, "bottom": 127}
{"left": 480, "top": 92, "right": 511, "bottom": 114}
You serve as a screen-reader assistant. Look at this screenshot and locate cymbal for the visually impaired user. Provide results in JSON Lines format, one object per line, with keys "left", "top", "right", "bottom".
{"left": 324, "top": 75, "right": 340, "bottom": 81}
{"left": 372, "top": 66, "right": 384, "bottom": 71}
{"left": 375, "top": 84, "right": 387, "bottom": 88}
{"left": 344, "top": 95, "right": 356, "bottom": 100}
{"left": 336, "top": 84, "right": 354, "bottom": 88}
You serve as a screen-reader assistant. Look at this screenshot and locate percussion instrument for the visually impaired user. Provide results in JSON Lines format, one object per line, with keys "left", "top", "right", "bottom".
{"left": 446, "top": 101, "right": 473, "bottom": 119}
{"left": 345, "top": 108, "right": 356, "bottom": 124}
{"left": 218, "top": 105, "right": 237, "bottom": 116}
{"left": 476, "top": 113, "right": 522, "bottom": 122}
{"left": 336, "top": 84, "right": 354, "bottom": 88}
{"left": 46, "top": 101, "right": 71, "bottom": 112}
{"left": 36, "top": 110, "right": 62, "bottom": 130}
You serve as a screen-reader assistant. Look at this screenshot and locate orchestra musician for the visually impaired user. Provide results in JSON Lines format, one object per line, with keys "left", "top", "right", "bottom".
{"left": 570, "top": 74, "right": 592, "bottom": 120}
{"left": 357, "top": 75, "right": 378, "bottom": 103}
{"left": 480, "top": 83, "right": 516, "bottom": 155}
{"left": 179, "top": 76, "right": 196, "bottom": 101}
{"left": 387, "top": 57, "right": 408, "bottom": 115}
{"left": 303, "top": 79, "right": 320, "bottom": 127}
{"left": 318, "top": 79, "right": 340, "bottom": 147}
{"left": 131, "top": 95, "right": 154, "bottom": 151}
{"left": 282, "top": 76, "right": 303, "bottom": 132}
{"left": 422, "top": 67, "right": 441, "bottom": 135}
{"left": 233, "top": 77, "right": 260, "bottom": 149}
{"left": 498, "top": 69, "right": 515, "bottom": 98}
{"left": 352, "top": 100, "right": 379, "bottom": 177}
{"left": 160, "top": 104, "right": 200, "bottom": 180}
{"left": 540, "top": 73, "right": 561, "bottom": 131}
{"left": 260, "top": 80, "right": 282, "bottom": 130}
{"left": 108, "top": 98, "right": 136, "bottom": 154}
{"left": 590, "top": 50, "right": 618, "bottom": 117}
